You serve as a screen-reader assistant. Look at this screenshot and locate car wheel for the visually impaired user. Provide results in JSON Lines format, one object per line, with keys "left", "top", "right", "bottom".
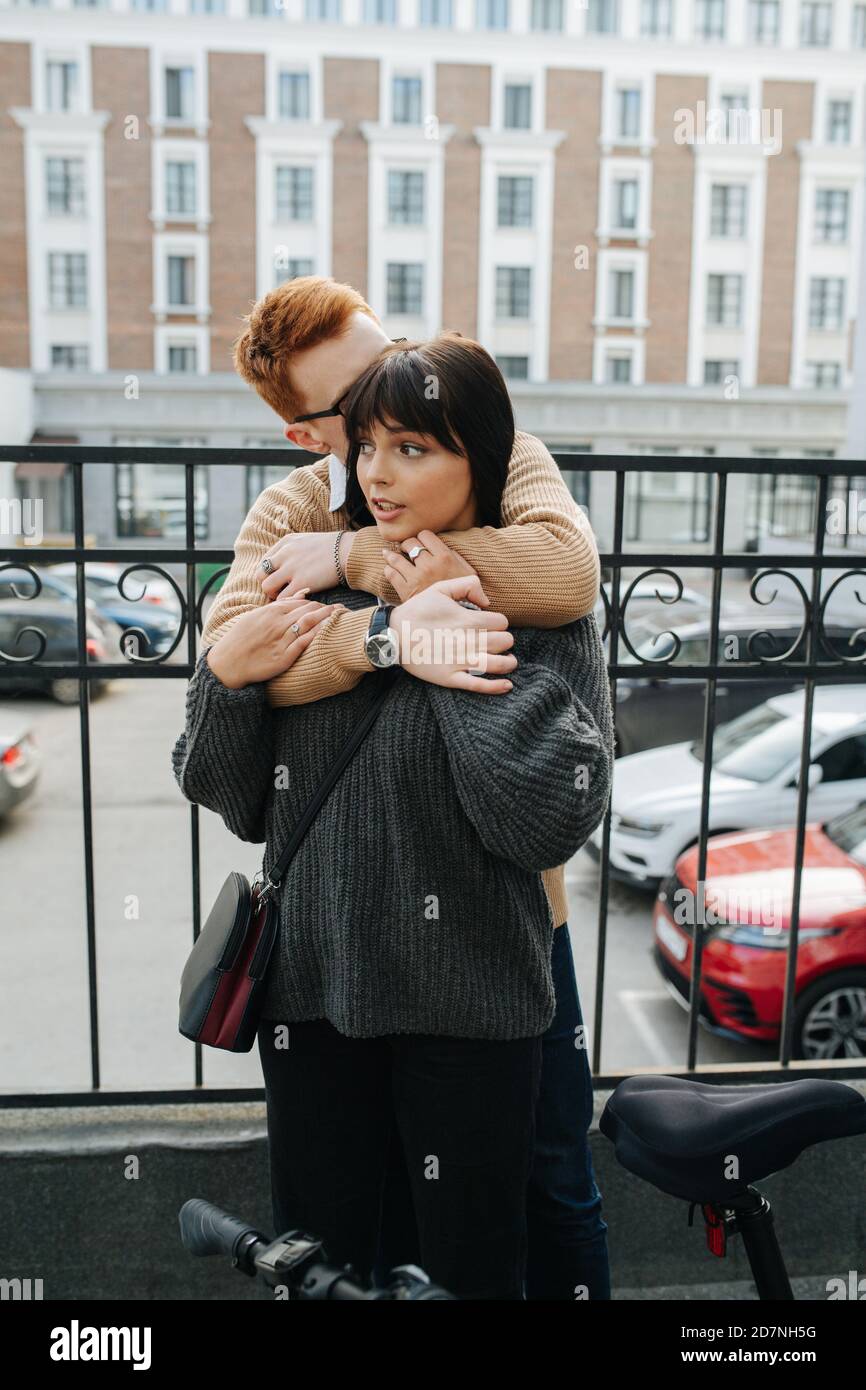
{"left": 793, "top": 970, "right": 866, "bottom": 1061}
{"left": 50, "top": 678, "right": 81, "bottom": 706}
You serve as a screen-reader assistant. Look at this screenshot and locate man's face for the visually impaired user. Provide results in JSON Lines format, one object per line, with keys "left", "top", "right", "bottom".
{"left": 283, "top": 310, "right": 392, "bottom": 461}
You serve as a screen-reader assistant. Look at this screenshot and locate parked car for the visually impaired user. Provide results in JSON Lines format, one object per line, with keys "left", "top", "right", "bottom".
{"left": 594, "top": 579, "right": 710, "bottom": 643}
{"left": 0, "top": 723, "right": 40, "bottom": 814}
{"left": 45, "top": 566, "right": 178, "bottom": 656}
{"left": 0, "top": 566, "right": 124, "bottom": 657}
{"left": 48, "top": 562, "right": 181, "bottom": 616}
{"left": 652, "top": 802, "right": 866, "bottom": 1059}
{"left": 587, "top": 685, "right": 866, "bottom": 890}
{"left": 0, "top": 599, "right": 111, "bottom": 704}
{"left": 614, "top": 613, "right": 866, "bottom": 756}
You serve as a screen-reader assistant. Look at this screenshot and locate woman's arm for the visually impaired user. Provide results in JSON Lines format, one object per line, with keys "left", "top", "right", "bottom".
{"left": 424, "top": 615, "right": 614, "bottom": 872}
{"left": 346, "top": 431, "right": 600, "bottom": 626}
{"left": 171, "top": 648, "right": 275, "bottom": 844}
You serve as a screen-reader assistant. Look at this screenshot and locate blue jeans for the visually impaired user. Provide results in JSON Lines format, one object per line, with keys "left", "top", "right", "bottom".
{"left": 374, "top": 923, "right": 610, "bottom": 1300}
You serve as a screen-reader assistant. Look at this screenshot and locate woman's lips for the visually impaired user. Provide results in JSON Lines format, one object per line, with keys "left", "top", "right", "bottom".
{"left": 370, "top": 497, "right": 406, "bottom": 521}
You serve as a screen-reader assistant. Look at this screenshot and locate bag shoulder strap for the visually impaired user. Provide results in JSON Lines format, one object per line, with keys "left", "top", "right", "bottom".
{"left": 264, "top": 665, "right": 402, "bottom": 893}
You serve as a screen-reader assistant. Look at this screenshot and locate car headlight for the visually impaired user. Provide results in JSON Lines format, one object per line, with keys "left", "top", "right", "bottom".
{"left": 715, "top": 925, "right": 840, "bottom": 949}
{"left": 616, "top": 815, "right": 670, "bottom": 837}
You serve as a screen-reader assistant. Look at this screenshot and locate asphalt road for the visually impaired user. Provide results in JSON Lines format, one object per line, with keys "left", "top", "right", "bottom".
{"left": 0, "top": 674, "right": 775, "bottom": 1099}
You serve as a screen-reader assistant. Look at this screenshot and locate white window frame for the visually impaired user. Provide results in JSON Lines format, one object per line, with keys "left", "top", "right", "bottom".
{"left": 152, "top": 232, "right": 210, "bottom": 321}
{"left": 151, "top": 138, "right": 210, "bottom": 230}
{"left": 600, "top": 73, "right": 656, "bottom": 155}
{"left": 597, "top": 156, "right": 653, "bottom": 245}
{"left": 149, "top": 48, "right": 209, "bottom": 136}
{"left": 155, "top": 325, "right": 210, "bottom": 375}
{"left": 594, "top": 248, "right": 649, "bottom": 330}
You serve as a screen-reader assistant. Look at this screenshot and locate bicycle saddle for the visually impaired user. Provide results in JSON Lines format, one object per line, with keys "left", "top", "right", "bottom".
{"left": 600, "top": 1074, "right": 866, "bottom": 1204}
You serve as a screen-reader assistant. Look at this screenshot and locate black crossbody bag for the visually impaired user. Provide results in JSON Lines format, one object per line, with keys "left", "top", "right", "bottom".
{"left": 178, "top": 666, "right": 401, "bottom": 1052}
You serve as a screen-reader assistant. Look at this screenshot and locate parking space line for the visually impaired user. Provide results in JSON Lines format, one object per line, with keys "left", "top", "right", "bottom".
{"left": 617, "top": 990, "right": 674, "bottom": 1068}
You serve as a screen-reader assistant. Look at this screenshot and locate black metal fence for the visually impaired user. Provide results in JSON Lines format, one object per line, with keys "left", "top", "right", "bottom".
{"left": 1, "top": 446, "right": 865, "bottom": 1105}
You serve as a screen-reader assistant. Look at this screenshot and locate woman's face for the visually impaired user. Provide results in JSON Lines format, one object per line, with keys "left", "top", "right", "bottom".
{"left": 354, "top": 417, "right": 478, "bottom": 541}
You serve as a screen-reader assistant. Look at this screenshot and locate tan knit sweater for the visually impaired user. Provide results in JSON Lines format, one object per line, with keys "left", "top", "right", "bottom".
{"left": 200, "top": 429, "right": 600, "bottom": 929}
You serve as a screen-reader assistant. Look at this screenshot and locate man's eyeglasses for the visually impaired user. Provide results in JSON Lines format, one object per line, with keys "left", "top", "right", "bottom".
{"left": 291, "top": 339, "right": 408, "bottom": 423}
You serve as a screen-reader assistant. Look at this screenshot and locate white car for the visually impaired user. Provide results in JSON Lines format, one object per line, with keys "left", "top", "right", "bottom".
{"left": 49, "top": 562, "right": 181, "bottom": 616}
{"left": 589, "top": 685, "right": 866, "bottom": 889}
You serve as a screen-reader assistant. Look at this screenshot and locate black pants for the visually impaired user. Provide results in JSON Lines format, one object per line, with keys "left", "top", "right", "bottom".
{"left": 257, "top": 1017, "right": 543, "bottom": 1300}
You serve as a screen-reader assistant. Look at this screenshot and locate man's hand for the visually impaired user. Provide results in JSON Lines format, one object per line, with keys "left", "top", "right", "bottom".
{"left": 259, "top": 531, "right": 355, "bottom": 599}
{"left": 383, "top": 530, "right": 482, "bottom": 602}
{"left": 206, "top": 593, "right": 344, "bottom": 689}
{"left": 392, "top": 576, "right": 517, "bottom": 694}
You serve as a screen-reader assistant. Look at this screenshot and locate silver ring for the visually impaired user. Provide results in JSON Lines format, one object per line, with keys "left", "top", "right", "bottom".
{"left": 290, "top": 622, "right": 300, "bottom": 635}
{"left": 406, "top": 544, "right": 428, "bottom": 562}
{"left": 261, "top": 557, "right": 273, "bottom": 573}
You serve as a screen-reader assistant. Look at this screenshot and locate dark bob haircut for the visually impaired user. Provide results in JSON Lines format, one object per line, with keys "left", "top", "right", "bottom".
{"left": 340, "top": 331, "right": 514, "bottom": 530}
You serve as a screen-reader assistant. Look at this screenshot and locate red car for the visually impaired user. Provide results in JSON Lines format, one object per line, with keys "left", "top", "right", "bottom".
{"left": 653, "top": 803, "right": 866, "bottom": 1060}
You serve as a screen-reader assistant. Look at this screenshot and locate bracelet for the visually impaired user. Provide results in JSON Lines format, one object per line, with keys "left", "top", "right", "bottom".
{"left": 334, "top": 528, "right": 346, "bottom": 585}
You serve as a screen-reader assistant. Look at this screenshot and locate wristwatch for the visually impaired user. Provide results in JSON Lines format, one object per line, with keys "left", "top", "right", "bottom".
{"left": 364, "top": 599, "right": 400, "bottom": 669}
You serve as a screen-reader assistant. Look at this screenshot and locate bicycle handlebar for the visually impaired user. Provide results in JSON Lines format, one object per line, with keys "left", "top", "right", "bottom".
{"left": 179, "top": 1198, "right": 455, "bottom": 1299}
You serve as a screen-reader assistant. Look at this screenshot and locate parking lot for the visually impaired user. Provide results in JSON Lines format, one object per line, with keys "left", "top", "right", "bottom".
{"left": 0, "top": 669, "right": 777, "bottom": 1098}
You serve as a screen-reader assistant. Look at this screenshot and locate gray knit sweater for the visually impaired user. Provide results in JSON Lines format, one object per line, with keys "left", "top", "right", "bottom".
{"left": 171, "top": 587, "right": 613, "bottom": 1041}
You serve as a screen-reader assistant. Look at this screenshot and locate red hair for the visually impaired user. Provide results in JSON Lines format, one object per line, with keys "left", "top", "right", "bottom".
{"left": 232, "top": 276, "right": 379, "bottom": 423}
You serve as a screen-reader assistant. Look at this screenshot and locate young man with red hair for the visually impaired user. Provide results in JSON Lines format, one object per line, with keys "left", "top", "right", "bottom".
{"left": 201, "top": 276, "right": 610, "bottom": 1300}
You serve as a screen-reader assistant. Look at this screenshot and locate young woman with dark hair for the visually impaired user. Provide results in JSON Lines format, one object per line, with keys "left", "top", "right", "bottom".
{"left": 172, "top": 333, "right": 614, "bottom": 1300}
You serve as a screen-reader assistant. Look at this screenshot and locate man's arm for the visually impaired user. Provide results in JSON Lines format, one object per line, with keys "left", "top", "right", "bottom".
{"left": 199, "top": 458, "right": 377, "bottom": 707}
{"left": 345, "top": 430, "right": 600, "bottom": 627}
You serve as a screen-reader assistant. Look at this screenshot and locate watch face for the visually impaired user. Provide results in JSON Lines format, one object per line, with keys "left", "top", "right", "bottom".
{"left": 366, "top": 628, "right": 399, "bottom": 667}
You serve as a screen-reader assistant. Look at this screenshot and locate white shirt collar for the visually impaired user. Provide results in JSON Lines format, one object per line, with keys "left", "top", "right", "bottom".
{"left": 327, "top": 454, "right": 347, "bottom": 512}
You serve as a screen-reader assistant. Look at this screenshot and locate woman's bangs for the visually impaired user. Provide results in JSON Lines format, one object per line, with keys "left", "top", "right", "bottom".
{"left": 346, "top": 352, "right": 463, "bottom": 455}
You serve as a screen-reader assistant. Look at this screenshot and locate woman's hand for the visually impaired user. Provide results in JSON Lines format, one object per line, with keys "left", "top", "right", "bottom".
{"left": 205, "top": 593, "right": 344, "bottom": 689}
{"left": 383, "top": 531, "right": 482, "bottom": 602}
{"left": 259, "top": 532, "right": 354, "bottom": 599}
{"left": 391, "top": 576, "right": 517, "bottom": 694}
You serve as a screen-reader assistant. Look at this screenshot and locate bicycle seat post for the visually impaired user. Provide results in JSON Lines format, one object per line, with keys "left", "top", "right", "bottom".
{"left": 721, "top": 1188, "right": 794, "bottom": 1301}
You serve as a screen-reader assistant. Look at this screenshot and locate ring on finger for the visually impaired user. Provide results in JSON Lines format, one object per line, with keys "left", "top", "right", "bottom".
{"left": 406, "top": 544, "right": 428, "bottom": 563}
{"left": 290, "top": 622, "right": 300, "bottom": 635}
{"left": 261, "top": 557, "right": 273, "bottom": 574}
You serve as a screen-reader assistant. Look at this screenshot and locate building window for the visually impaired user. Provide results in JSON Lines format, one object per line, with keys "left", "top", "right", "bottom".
{"left": 710, "top": 183, "right": 747, "bottom": 237}
{"left": 190, "top": 0, "right": 226, "bottom": 12}
{"left": 275, "top": 166, "right": 314, "bottom": 220}
{"left": 749, "top": 0, "right": 779, "bottom": 40}
{"left": 116, "top": 462, "right": 208, "bottom": 541}
{"left": 167, "top": 255, "right": 195, "bottom": 307}
{"left": 249, "top": 0, "right": 280, "bottom": 11}
{"left": 815, "top": 188, "right": 849, "bottom": 242}
{"left": 503, "top": 83, "right": 532, "bottom": 130}
{"left": 420, "top": 0, "right": 453, "bottom": 20}
{"left": 45, "top": 157, "right": 86, "bottom": 216}
{"left": 826, "top": 99, "right": 852, "bottom": 143}
{"left": 800, "top": 0, "right": 833, "bottom": 43}
{"left": 497, "top": 175, "right": 533, "bottom": 228}
{"left": 363, "top": 0, "right": 396, "bottom": 17}
{"left": 386, "top": 262, "right": 424, "bottom": 314}
{"left": 275, "top": 256, "right": 314, "bottom": 286}
{"left": 166, "top": 161, "right": 197, "bottom": 216}
{"left": 495, "top": 266, "right": 531, "bottom": 318}
{"left": 530, "top": 0, "right": 563, "bottom": 28}
{"left": 718, "top": 91, "right": 752, "bottom": 142}
{"left": 45, "top": 61, "right": 79, "bottom": 113}
{"left": 609, "top": 268, "right": 634, "bottom": 319}
{"left": 496, "top": 356, "right": 529, "bottom": 379}
{"left": 613, "top": 179, "right": 639, "bottom": 229}
{"left": 278, "top": 72, "right": 310, "bottom": 119}
{"left": 606, "top": 355, "right": 632, "bottom": 383}
{"left": 640, "top": 0, "right": 672, "bottom": 35}
{"left": 804, "top": 361, "right": 842, "bottom": 387}
{"left": 48, "top": 252, "right": 87, "bottom": 308}
{"left": 808, "top": 277, "right": 845, "bottom": 329}
{"left": 392, "top": 76, "right": 422, "bottom": 125}
{"left": 695, "top": 0, "right": 726, "bottom": 37}
{"left": 586, "top": 0, "right": 618, "bottom": 32}
{"left": 387, "top": 170, "right": 424, "bottom": 225}
{"left": 704, "top": 358, "right": 740, "bottom": 383}
{"left": 50, "top": 344, "right": 90, "bottom": 370}
{"left": 305, "top": 0, "right": 341, "bottom": 15}
{"left": 165, "top": 67, "right": 194, "bottom": 121}
{"left": 131, "top": 0, "right": 167, "bottom": 9}
{"left": 706, "top": 273, "right": 742, "bottom": 326}
{"left": 476, "top": 0, "right": 509, "bottom": 26}
{"left": 168, "top": 344, "right": 198, "bottom": 373}
{"left": 854, "top": 3, "right": 866, "bottom": 43}
{"left": 616, "top": 88, "right": 641, "bottom": 140}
